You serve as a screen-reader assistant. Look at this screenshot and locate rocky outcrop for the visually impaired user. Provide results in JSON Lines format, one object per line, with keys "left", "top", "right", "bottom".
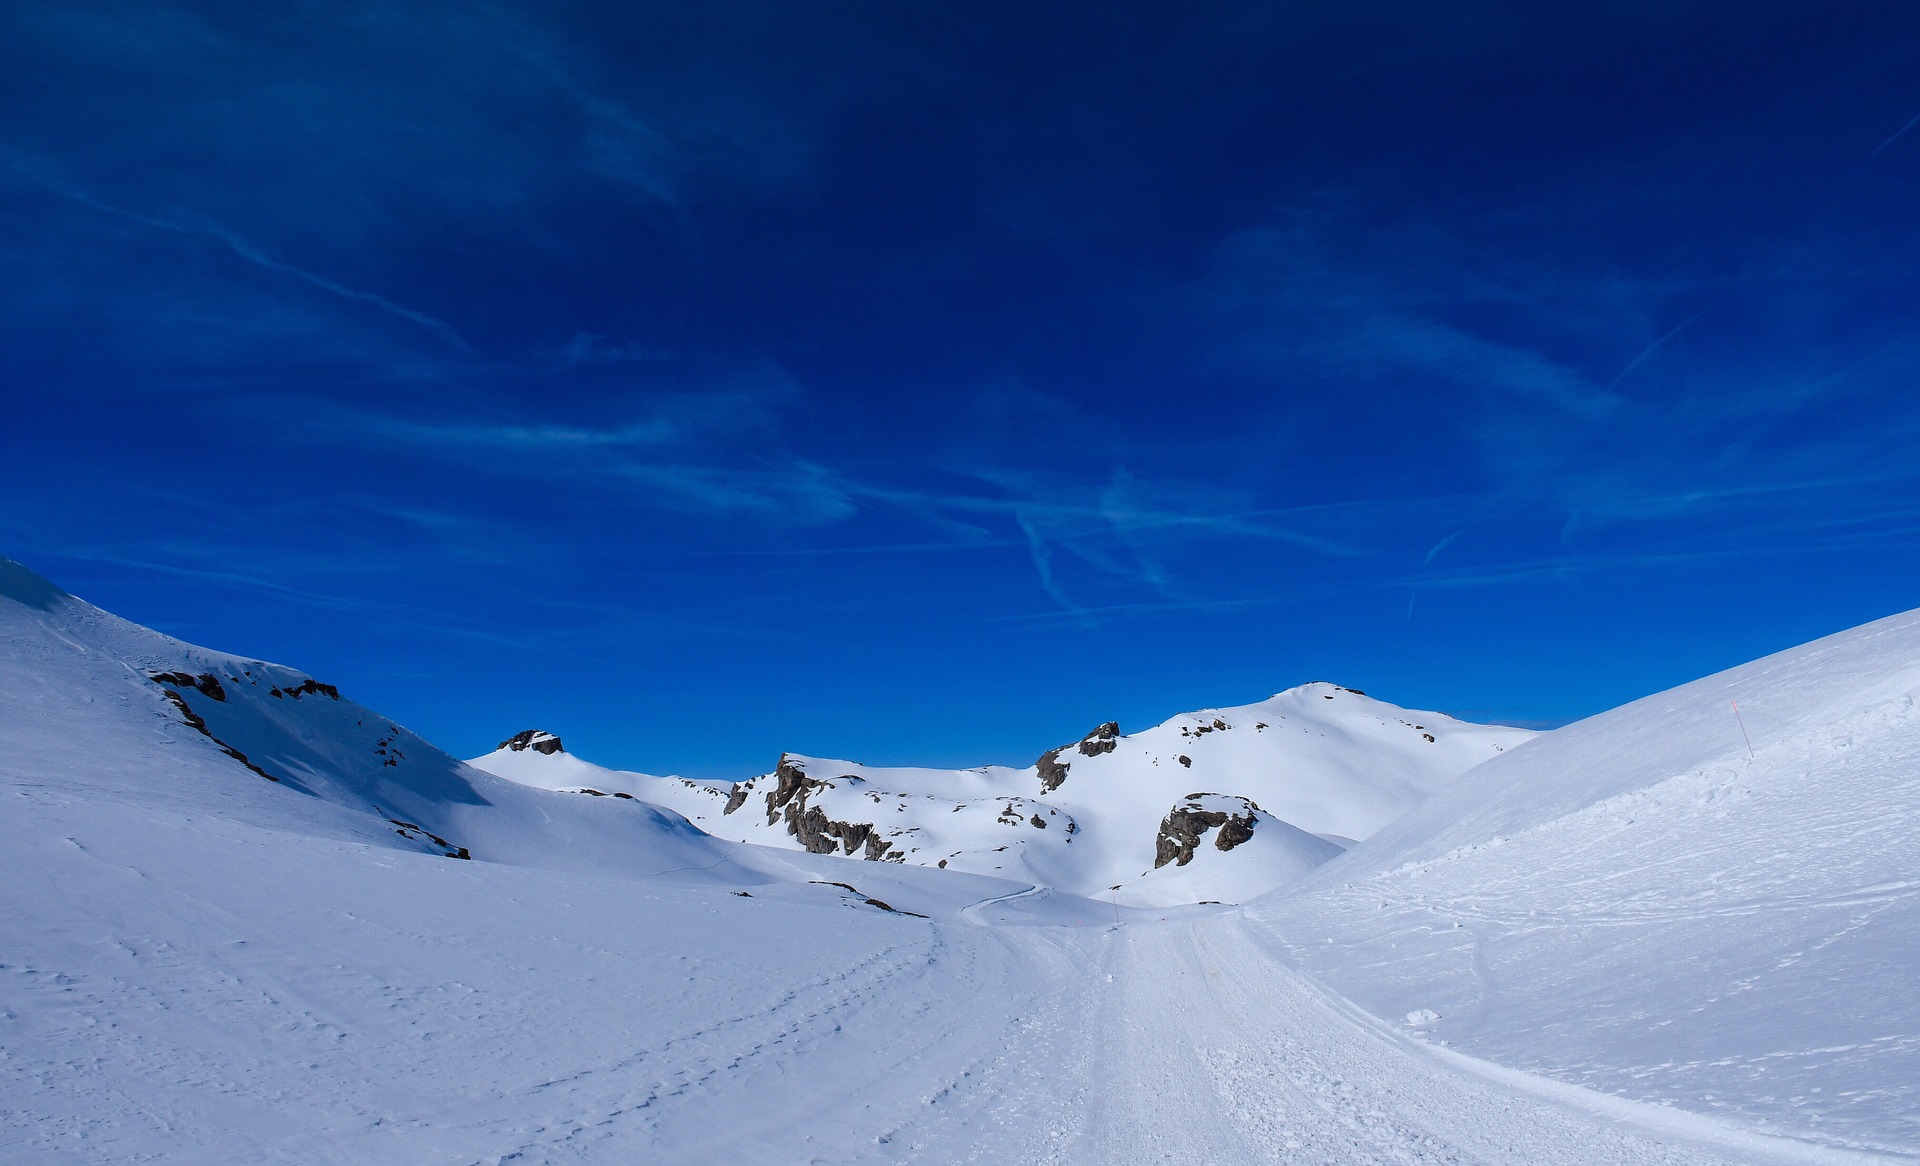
{"left": 1035, "top": 747, "right": 1071, "bottom": 793}
{"left": 764, "top": 755, "right": 826, "bottom": 824}
{"left": 1154, "top": 794, "right": 1261, "bottom": 868}
{"left": 723, "top": 785, "right": 749, "bottom": 815}
{"left": 149, "top": 671, "right": 227, "bottom": 701}
{"left": 1036, "top": 721, "right": 1121, "bottom": 793}
{"left": 762, "top": 754, "right": 890, "bottom": 859}
{"left": 150, "top": 685, "right": 286, "bottom": 786}
{"left": 386, "top": 817, "right": 471, "bottom": 860}
{"left": 498, "top": 729, "right": 564, "bottom": 754}
{"left": 271, "top": 678, "right": 340, "bottom": 701}
{"left": 1078, "top": 722, "right": 1120, "bottom": 756}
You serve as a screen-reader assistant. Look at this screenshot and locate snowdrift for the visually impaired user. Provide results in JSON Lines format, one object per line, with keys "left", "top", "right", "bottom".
{"left": 1259, "top": 607, "right": 1920, "bottom": 1156}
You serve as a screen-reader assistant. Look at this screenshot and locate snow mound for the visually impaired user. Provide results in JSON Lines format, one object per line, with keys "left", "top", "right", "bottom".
{"left": 466, "top": 736, "right": 734, "bottom": 822}
{"left": 1260, "top": 607, "right": 1920, "bottom": 1156}
{"left": 1129, "top": 794, "right": 1344, "bottom": 908}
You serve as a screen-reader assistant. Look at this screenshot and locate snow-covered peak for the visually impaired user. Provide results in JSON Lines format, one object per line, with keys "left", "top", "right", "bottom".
{"left": 487, "top": 684, "right": 1535, "bottom": 905}
{"left": 0, "top": 556, "right": 69, "bottom": 611}
{"left": 497, "top": 729, "right": 565, "bottom": 754}
{"left": 465, "top": 733, "right": 735, "bottom": 822}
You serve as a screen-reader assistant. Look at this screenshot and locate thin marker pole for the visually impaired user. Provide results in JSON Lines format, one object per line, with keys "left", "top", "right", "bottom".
{"left": 1732, "top": 699, "right": 1754, "bottom": 760}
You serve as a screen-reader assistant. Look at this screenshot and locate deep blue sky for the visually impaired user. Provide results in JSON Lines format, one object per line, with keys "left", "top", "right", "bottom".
{"left": 6, "top": 2, "right": 1920, "bottom": 777}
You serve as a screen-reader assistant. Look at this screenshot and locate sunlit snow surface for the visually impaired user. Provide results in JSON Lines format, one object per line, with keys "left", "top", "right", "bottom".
{"left": 471, "top": 685, "right": 1531, "bottom": 906}
{"left": 0, "top": 558, "right": 1909, "bottom": 1163}
{"left": 1263, "top": 608, "right": 1920, "bottom": 1157}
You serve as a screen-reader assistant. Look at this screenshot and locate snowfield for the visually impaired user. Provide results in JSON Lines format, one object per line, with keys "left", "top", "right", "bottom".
{"left": 1, "top": 557, "right": 1912, "bottom": 1163}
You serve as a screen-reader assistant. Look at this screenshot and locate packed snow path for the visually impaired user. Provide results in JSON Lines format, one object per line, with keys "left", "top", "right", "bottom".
{"left": 3, "top": 808, "right": 1871, "bottom": 1165}
{"left": 1037, "top": 915, "right": 1864, "bottom": 1166}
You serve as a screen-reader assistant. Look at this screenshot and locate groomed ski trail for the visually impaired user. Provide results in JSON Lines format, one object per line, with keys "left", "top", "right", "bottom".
{"left": 1026, "top": 912, "right": 1881, "bottom": 1166}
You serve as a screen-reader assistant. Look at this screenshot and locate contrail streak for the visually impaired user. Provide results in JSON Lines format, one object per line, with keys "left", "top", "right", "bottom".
{"left": 1872, "top": 110, "right": 1920, "bottom": 156}
{"left": 4, "top": 152, "right": 474, "bottom": 353}
{"left": 1607, "top": 311, "right": 1706, "bottom": 392}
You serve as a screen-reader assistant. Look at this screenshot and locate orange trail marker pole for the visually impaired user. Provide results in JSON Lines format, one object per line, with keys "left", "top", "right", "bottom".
{"left": 1732, "top": 699, "right": 1754, "bottom": 760}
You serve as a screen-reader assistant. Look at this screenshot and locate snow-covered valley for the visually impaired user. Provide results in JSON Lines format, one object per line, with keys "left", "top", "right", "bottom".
{"left": 2, "top": 556, "right": 1913, "bottom": 1163}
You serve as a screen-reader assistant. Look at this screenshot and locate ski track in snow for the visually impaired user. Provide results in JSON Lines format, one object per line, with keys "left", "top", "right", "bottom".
{"left": 9, "top": 804, "right": 1873, "bottom": 1166}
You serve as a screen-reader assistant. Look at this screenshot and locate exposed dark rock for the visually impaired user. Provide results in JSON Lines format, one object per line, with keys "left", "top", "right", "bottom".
{"left": 154, "top": 687, "right": 208, "bottom": 735}
{"left": 808, "top": 880, "right": 926, "bottom": 918}
{"left": 787, "top": 803, "right": 881, "bottom": 857}
{"left": 1153, "top": 795, "right": 1261, "bottom": 868}
{"left": 1035, "top": 746, "right": 1071, "bottom": 794}
{"left": 385, "top": 817, "right": 470, "bottom": 860}
{"left": 612, "top": 791, "right": 635, "bottom": 800}
{"left": 1030, "top": 814, "right": 1047, "bottom": 829}
{"left": 1423, "top": 733, "right": 1436, "bottom": 743}
{"left": 579, "top": 788, "right": 607, "bottom": 796}
{"left": 1215, "top": 810, "right": 1256, "bottom": 851}
{"left": 1036, "top": 720, "right": 1122, "bottom": 793}
{"left": 723, "top": 785, "right": 749, "bottom": 815}
{"left": 149, "top": 671, "right": 227, "bottom": 701}
{"left": 153, "top": 687, "right": 284, "bottom": 784}
{"left": 497, "top": 729, "right": 563, "bottom": 754}
{"left": 1077, "top": 722, "right": 1121, "bottom": 757}
{"left": 764, "top": 754, "right": 827, "bottom": 824}
{"left": 767, "top": 755, "right": 883, "bottom": 858}
{"left": 269, "top": 678, "right": 339, "bottom": 700}
{"left": 1178, "top": 755, "right": 1191, "bottom": 768}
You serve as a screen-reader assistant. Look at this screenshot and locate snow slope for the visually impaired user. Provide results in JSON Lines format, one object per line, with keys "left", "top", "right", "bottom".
{"left": 467, "top": 728, "right": 734, "bottom": 822}
{"left": 471, "top": 687, "right": 1533, "bottom": 905}
{"left": 4, "top": 555, "right": 1901, "bottom": 1163}
{"left": 1260, "top": 608, "right": 1920, "bottom": 1158}
{"left": 0, "top": 558, "right": 761, "bottom": 886}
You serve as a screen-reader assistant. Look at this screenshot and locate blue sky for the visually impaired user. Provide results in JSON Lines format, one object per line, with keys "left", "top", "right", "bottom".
{"left": 6, "top": 2, "right": 1920, "bottom": 777}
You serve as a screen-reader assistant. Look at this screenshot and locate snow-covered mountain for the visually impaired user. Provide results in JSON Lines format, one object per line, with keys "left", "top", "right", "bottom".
{"left": 470, "top": 687, "right": 1534, "bottom": 905}
{"left": 7, "top": 553, "right": 1910, "bottom": 1163}
{"left": 1259, "top": 607, "right": 1920, "bottom": 1155}
{"left": 0, "top": 557, "right": 783, "bottom": 888}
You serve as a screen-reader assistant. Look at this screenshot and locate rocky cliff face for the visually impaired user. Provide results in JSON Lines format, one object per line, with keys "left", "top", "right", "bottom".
{"left": 753, "top": 755, "right": 898, "bottom": 860}
{"left": 1034, "top": 721, "right": 1122, "bottom": 793}
{"left": 1154, "top": 794, "right": 1261, "bottom": 868}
